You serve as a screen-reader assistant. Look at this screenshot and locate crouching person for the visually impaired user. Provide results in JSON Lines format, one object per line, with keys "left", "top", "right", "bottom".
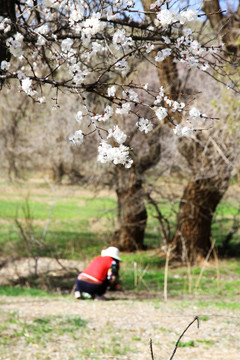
{"left": 74, "top": 246, "right": 121, "bottom": 301}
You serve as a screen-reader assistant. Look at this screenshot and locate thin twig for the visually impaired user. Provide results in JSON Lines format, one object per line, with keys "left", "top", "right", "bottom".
{"left": 195, "top": 239, "right": 216, "bottom": 290}
{"left": 164, "top": 248, "right": 171, "bottom": 301}
{"left": 149, "top": 338, "right": 154, "bottom": 360}
{"left": 168, "top": 316, "right": 200, "bottom": 360}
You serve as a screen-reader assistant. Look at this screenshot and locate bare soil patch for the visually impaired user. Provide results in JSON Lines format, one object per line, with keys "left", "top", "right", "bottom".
{"left": 0, "top": 294, "right": 239, "bottom": 360}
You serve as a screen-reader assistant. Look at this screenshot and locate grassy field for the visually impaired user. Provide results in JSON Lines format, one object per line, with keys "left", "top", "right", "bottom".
{"left": 0, "top": 181, "right": 239, "bottom": 260}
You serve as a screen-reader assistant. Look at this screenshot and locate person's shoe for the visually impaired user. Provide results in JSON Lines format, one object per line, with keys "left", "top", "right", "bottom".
{"left": 74, "top": 291, "right": 81, "bottom": 299}
{"left": 81, "top": 292, "right": 92, "bottom": 299}
{"left": 95, "top": 295, "right": 108, "bottom": 301}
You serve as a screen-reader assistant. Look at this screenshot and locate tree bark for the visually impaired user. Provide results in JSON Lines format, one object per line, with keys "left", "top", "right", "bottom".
{"left": 112, "top": 168, "right": 147, "bottom": 251}
{"left": 173, "top": 179, "right": 224, "bottom": 263}
{"left": 172, "top": 130, "right": 234, "bottom": 263}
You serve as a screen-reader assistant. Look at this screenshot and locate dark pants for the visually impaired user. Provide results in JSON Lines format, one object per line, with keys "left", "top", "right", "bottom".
{"left": 75, "top": 277, "right": 109, "bottom": 296}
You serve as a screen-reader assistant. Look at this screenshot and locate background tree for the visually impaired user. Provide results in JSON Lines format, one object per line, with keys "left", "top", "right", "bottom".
{"left": 110, "top": 0, "right": 182, "bottom": 251}
{"left": 171, "top": 0, "right": 240, "bottom": 263}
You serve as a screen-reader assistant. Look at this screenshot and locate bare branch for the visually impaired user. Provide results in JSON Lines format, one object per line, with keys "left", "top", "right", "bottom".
{"left": 168, "top": 316, "right": 200, "bottom": 360}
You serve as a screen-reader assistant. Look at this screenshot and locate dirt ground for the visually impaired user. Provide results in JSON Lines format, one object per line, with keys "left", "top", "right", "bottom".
{"left": 1, "top": 292, "right": 240, "bottom": 360}
{"left": 1, "top": 257, "right": 240, "bottom": 360}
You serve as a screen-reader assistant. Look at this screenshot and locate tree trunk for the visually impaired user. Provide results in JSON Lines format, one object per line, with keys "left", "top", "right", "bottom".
{"left": 171, "top": 1, "right": 239, "bottom": 264}
{"left": 112, "top": 167, "right": 147, "bottom": 251}
{"left": 172, "top": 178, "right": 227, "bottom": 264}
{"left": 111, "top": 126, "right": 162, "bottom": 251}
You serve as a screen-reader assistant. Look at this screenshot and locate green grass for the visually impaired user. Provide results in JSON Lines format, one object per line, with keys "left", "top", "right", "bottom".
{"left": 0, "top": 183, "right": 239, "bottom": 259}
{"left": 0, "top": 312, "right": 87, "bottom": 346}
{"left": 0, "top": 286, "right": 53, "bottom": 297}
{"left": 119, "top": 254, "right": 240, "bottom": 299}
{"left": 178, "top": 340, "right": 196, "bottom": 347}
{"left": 0, "top": 192, "right": 116, "bottom": 259}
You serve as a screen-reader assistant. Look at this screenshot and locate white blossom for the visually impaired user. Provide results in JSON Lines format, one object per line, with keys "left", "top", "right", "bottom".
{"left": 162, "top": 36, "right": 171, "bottom": 44}
{"left": 15, "top": 33, "right": 24, "bottom": 42}
{"left": 145, "top": 42, "right": 155, "bottom": 53}
{"left": 190, "top": 40, "right": 205, "bottom": 56}
{"left": 122, "top": 88, "right": 139, "bottom": 102}
{"left": 6, "top": 36, "right": 23, "bottom": 57}
{"left": 155, "top": 106, "right": 168, "bottom": 122}
{"left": 173, "top": 125, "right": 194, "bottom": 136}
{"left": 21, "top": 77, "right": 32, "bottom": 93}
{"left": 201, "top": 62, "right": 209, "bottom": 71}
{"left": 76, "top": 111, "right": 83, "bottom": 124}
{"left": 0, "top": 17, "right": 11, "bottom": 33}
{"left": 115, "top": 59, "right": 129, "bottom": 74}
{"left": 136, "top": 118, "right": 153, "bottom": 133}
{"left": 150, "top": 0, "right": 164, "bottom": 10}
{"left": 108, "top": 86, "right": 116, "bottom": 97}
{"left": 189, "top": 107, "right": 206, "bottom": 123}
{"left": 61, "top": 38, "right": 73, "bottom": 52}
{"left": 154, "top": 86, "right": 165, "bottom": 105}
{"left": 98, "top": 140, "right": 133, "bottom": 168}
{"left": 35, "top": 24, "right": 49, "bottom": 35}
{"left": 37, "top": 97, "right": 46, "bottom": 104}
{"left": 155, "top": 48, "right": 172, "bottom": 62}
{"left": 17, "top": 71, "right": 26, "bottom": 80}
{"left": 81, "top": 13, "right": 106, "bottom": 36}
{"left": 36, "top": 35, "right": 46, "bottom": 46}
{"left": 69, "top": 130, "right": 84, "bottom": 145}
{"left": 154, "top": 9, "right": 176, "bottom": 27}
{"left": 107, "top": 12, "right": 119, "bottom": 21}
{"left": 93, "top": 105, "right": 113, "bottom": 122}
{"left": 103, "top": 105, "right": 113, "bottom": 121}
{"left": 189, "top": 107, "right": 201, "bottom": 119}
{"left": 179, "top": 9, "right": 198, "bottom": 24}
{"left": 116, "top": 102, "right": 131, "bottom": 114}
{"left": 107, "top": 125, "right": 127, "bottom": 144}
{"left": 69, "top": 6, "right": 84, "bottom": 24}
{"left": 1, "top": 60, "right": 10, "bottom": 71}
{"left": 113, "top": 29, "right": 134, "bottom": 50}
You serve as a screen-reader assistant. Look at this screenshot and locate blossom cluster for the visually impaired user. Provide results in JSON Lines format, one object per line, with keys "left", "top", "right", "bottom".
{"left": 0, "top": 0, "right": 225, "bottom": 168}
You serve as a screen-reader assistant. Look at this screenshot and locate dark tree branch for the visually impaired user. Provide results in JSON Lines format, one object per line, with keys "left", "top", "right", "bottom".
{"left": 168, "top": 316, "right": 200, "bottom": 360}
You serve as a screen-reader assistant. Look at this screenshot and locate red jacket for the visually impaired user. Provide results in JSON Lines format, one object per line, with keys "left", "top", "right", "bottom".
{"left": 82, "top": 255, "right": 114, "bottom": 282}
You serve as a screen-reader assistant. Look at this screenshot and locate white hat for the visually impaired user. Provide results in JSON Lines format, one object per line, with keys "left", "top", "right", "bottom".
{"left": 101, "top": 246, "right": 122, "bottom": 261}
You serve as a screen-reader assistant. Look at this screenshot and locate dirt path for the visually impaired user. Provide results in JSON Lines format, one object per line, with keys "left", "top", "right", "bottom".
{"left": 1, "top": 294, "right": 239, "bottom": 360}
